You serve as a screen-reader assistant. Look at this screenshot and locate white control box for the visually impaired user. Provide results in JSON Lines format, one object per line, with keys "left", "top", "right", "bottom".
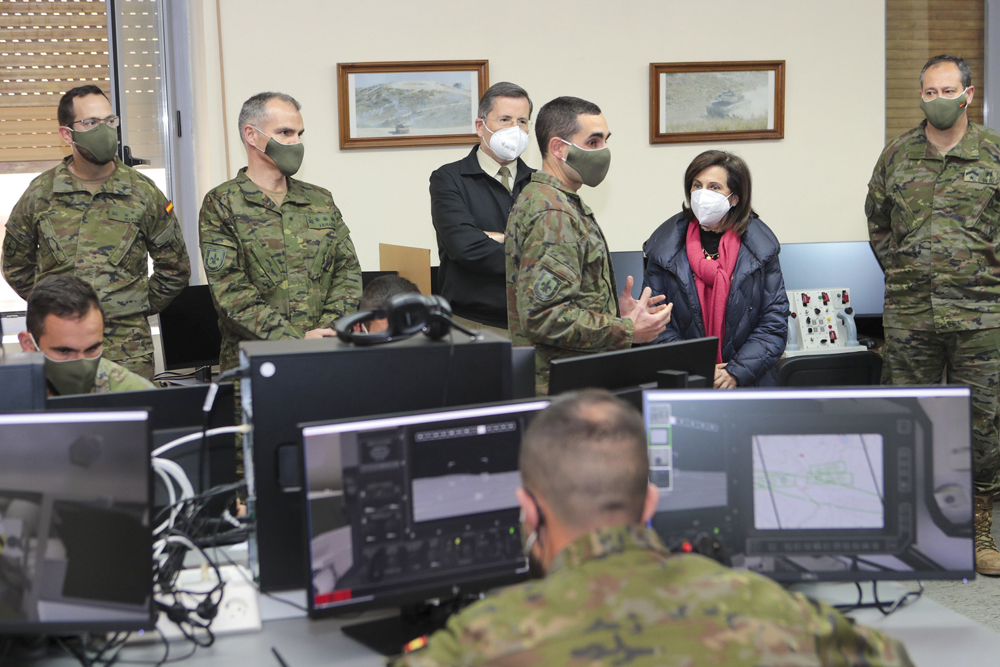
{"left": 785, "top": 288, "right": 861, "bottom": 357}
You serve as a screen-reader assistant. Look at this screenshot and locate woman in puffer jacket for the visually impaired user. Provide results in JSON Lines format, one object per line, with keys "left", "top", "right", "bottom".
{"left": 642, "top": 150, "right": 789, "bottom": 388}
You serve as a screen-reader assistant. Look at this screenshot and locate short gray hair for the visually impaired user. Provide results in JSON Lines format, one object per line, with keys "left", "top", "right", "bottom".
{"left": 920, "top": 55, "right": 973, "bottom": 89}
{"left": 237, "top": 92, "right": 301, "bottom": 137}
{"left": 478, "top": 82, "right": 533, "bottom": 119}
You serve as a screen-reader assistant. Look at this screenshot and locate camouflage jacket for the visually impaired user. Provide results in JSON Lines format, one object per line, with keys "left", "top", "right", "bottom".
{"left": 394, "top": 525, "right": 913, "bottom": 667}
{"left": 505, "top": 172, "right": 632, "bottom": 395}
{"left": 866, "top": 120, "right": 1000, "bottom": 331}
{"left": 199, "top": 168, "right": 362, "bottom": 370}
{"left": 92, "top": 357, "right": 155, "bottom": 393}
{"left": 2, "top": 157, "right": 191, "bottom": 320}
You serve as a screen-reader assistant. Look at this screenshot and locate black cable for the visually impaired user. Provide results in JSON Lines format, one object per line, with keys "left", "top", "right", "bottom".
{"left": 833, "top": 580, "right": 924, "bottom": 615}
{"left": 152, "top": 481, "right": 246, "bottom": 529}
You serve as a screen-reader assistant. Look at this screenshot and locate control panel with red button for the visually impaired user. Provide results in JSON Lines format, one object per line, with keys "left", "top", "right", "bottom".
{"left": 784, "top": 288, "right": 858, "bottom": 357}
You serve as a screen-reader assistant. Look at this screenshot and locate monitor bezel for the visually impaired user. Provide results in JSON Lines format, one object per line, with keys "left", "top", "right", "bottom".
{"left": 299, "top": 398, "right": 549, "bottom": 619}
{"left": 0, "top": 410, "right": 156, "bottom": 635}
{"left": 643, "top": 386, "right": 975, "bottom": 583}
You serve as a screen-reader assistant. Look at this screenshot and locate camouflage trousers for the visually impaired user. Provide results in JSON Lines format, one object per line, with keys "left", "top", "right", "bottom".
{"left": 104, "top": 314, "right": 155, "bottom": 381}
{"left": 882, "top": 327, "right": 1000, "bottom": 495}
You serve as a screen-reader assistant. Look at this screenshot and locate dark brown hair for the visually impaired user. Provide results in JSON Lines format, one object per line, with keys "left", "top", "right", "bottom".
{"left": 682, "top": 150, "right": 756, "bottom": 235}
{"left": 26, "top": 275, "right": 104, "bottom": 340}
{"left": 535, "top": 96, "right": 601, "bottom": 159}
{"left": 57, "top": 85, "right": 110, "bottom": 128}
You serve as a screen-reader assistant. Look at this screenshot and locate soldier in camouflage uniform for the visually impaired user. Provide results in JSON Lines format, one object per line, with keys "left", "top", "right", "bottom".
{"left": 395, "top": 390, "right": 913, "bottom": 667}
{"left": 199, "top": 92, "right": 361, "bottom": 371}
{"left": 866, "top": 55, "right": 1000, "bottom": 576}
{"left": 506, "top": 97, "right": 672, "bottom": 395}
{"left": 2, "top": 86, "right": 191, "bottom": 381}
{"left": 18, "top": 275, "right": 154, "bottom": 395}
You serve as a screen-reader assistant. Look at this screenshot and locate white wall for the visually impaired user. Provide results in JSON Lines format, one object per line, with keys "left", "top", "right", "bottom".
{"left": 189, "top": 0, "right": 886, "bottom": 272}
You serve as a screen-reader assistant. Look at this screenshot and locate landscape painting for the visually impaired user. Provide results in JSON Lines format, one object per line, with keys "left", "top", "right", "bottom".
{"left": 650, "top": 61, "right": 785, "bottom": 144}
{"left": 338, "top": 60, "right": 488, "bottom": 149}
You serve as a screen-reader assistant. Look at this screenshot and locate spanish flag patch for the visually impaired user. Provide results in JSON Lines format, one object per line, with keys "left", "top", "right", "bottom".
{"left": 165, "top": 201, "right": 174, "bottom": 214}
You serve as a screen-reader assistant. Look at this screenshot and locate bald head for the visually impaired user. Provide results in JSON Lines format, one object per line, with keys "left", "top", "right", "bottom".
{"left": 520, "top": 390, "right": 649, "bottom": 530}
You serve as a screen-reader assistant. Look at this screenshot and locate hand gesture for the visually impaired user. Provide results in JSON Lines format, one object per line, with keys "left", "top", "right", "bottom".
{"left": 619, "top": 275, "right": 666, "bottom": 314}
{"left": 627, "top": 286, "right": 673, "bottom": 344}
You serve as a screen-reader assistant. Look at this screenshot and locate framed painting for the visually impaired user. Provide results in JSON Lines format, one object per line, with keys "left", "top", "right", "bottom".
{"left": 650, "top": 61, "right": 785, "bottom": 144}
{"left": 337, "top": 60, "right": 489, "bottom": 149}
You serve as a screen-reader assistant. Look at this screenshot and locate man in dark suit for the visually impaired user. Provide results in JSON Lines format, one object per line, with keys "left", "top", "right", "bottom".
{"left": 430, "top": 82, "right": 535, "bottom": 336}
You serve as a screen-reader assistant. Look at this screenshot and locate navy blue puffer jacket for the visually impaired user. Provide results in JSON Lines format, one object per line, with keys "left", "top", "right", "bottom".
{"left": 642, "top": 213, "right": 790, "bottom": 387}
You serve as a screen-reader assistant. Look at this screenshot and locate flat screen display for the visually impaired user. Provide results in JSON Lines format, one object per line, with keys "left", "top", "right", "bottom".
{"left": 302, "top": 400, "right": 549, "bottom": 616}
{"left": 0, "top": 411, "right": 153, "bottom": 634}
{"left": 644, "top": 387, "right": 974, "bottom": 582}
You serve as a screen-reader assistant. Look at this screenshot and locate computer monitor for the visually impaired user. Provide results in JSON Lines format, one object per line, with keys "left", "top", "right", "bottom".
{"left": 47, "top": 385, "right": 238, "bottom": 500}
{"left": 157, "top": 284, "right": 222, "bottom": 376}
{"left": 643, "top": 386, "right": 974, "bottom": 582}
{"left": 0, "top": 352, "right": 45, "bottom": 413}
{"left": 548, "top": 337, "right": 717, "bottom": 398}
{"left": 779, "top": 241, "right": 885, "bottom": 317}
{"left": 241, "top": 331, "right": 516, "bottom": 592}
{"left": 301, "top": 399, "right": 550, "bottom": 655}
{"left": 610, "top": 250, "right": 645, "bottom": 300}
{"left": 0, "top": 410, "right": 153, "bottom": 634}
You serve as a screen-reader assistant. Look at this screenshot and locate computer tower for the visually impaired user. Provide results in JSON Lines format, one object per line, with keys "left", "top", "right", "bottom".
{"left": 240, "top": 331, "right": 514, "bottom": 591}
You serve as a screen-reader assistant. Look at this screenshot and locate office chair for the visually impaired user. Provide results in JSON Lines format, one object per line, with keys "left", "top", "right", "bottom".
{"left": 776, "top": 350, "right": 883, "bottom": 387}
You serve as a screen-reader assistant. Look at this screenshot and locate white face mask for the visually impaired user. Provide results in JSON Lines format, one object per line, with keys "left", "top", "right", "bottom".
{"left": 481, "top": 122, "right": 529, "bottom": 162}
{"left": 690, "top": 188, "right": 733, "bottom": 227}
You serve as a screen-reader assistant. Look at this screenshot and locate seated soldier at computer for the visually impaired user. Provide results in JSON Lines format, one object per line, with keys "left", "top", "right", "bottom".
{"left": 396, "top": 390, "right": 912, "bottom": 667}
{"left": 352, "top": 275, "right": 420, "bottom": 334}
{"left": 17, "top": 275, "right": 154, "bottom": 395}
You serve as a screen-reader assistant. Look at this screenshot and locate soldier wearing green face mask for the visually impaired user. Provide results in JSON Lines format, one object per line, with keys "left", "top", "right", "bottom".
{"left": 17, "top": 275, "right": 154, "bottom": 395}
{"left": 866, "top": 54, "right": 1000, "bottom": 576}
{"left": 199, "top": 92, "right": 362, "bottom": 372}
{"left": 2, "top": 85, "right": 191, "bottom": 382}
{"left": 505, "top": 96, "right": 673, "bottom": 395}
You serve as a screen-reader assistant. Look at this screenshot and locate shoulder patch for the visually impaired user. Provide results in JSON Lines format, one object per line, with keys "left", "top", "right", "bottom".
{"left": 204, "top": 245, "right": 227, "bottom": 272}
{"left": 533, "top": 270, "right": 562, "bottom": 302}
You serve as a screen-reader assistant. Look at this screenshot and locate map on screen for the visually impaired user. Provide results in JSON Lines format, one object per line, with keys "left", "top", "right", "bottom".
{"left": 752, "top": 433, "right": 884, "bottom": 530}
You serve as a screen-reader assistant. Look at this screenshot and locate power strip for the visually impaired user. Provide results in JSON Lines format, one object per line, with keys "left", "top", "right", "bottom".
{"left": 129, "top": 564, "right": 262, "bottom": 643}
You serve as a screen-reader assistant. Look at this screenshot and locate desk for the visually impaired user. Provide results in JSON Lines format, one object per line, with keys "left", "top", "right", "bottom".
{"left": 27, "top": 584, "right": 1000, "bottom": 666}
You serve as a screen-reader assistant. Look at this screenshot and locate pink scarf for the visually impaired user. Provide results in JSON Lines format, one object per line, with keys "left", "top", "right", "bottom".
{"left": 685, "top": 220, "right": 741, "bottom": 364}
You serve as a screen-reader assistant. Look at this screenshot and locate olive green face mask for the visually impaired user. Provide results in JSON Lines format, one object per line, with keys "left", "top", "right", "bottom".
{"left": 920, "top": 89, "right": 969, "bottom": 131}
{"left": 71, "top": 122, "right": 119, "bottom": 165}
{"left": 559, "top": 139, "right": 611, "bottom": 187}
{"left": 252, "top": 127, "right": 304, "bottom": 177}
{"left": 28, "top": 334, "right": 101, "bottom": 396}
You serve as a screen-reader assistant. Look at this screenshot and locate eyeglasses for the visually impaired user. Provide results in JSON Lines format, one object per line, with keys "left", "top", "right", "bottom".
{"left": 70, "top": 115, "right": 120, "bottom": 131}
{"left": 484, "top": 115, "right": 530, "bottom": 130}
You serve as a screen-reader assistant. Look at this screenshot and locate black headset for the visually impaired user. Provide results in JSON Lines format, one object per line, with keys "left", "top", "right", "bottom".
{"left": 334, "top": 293, "right": 457, "bottom": 346}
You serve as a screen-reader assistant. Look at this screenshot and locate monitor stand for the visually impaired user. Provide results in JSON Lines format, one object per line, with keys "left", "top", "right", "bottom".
{"left": 340, "top": 598, "right": 470, "bottom": 657}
